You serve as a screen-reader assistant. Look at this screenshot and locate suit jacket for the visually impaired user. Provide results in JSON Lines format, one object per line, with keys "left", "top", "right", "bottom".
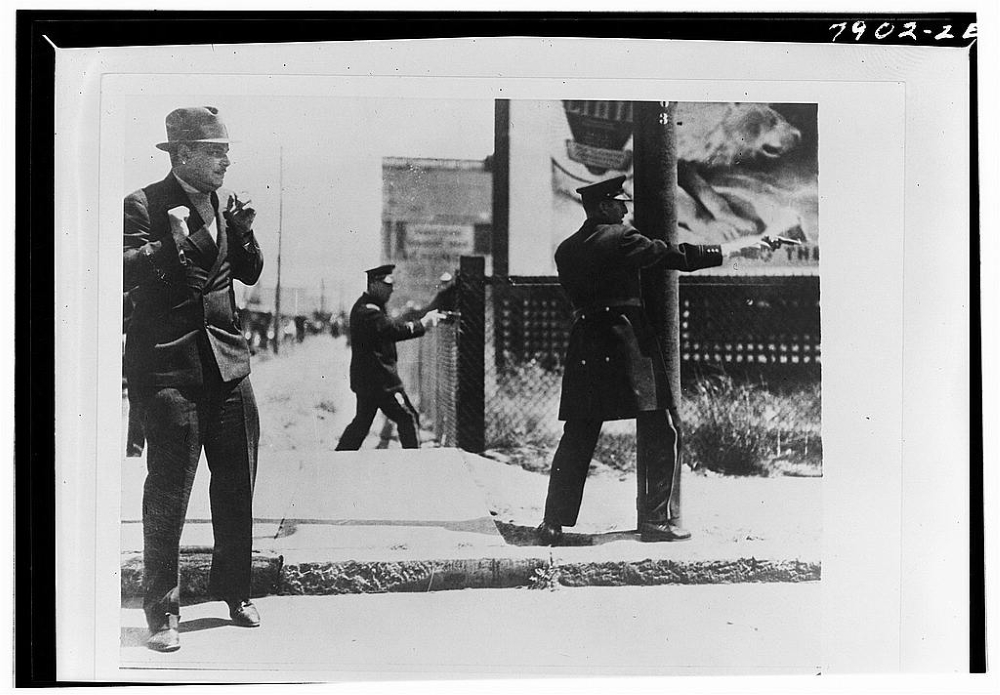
{"left": 123, "top": 173, "right": 263, "bottom": 398}
{"left": 347, "top": 292, "right": 426, "bottom": 396}
{"left": 555, "top": 220, "right": 722, "bottom": 421}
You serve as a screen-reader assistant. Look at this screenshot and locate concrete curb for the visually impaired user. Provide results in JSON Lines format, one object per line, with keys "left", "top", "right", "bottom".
{"left": 281, "top": 558, "right": 548, "bottom": 594}
{"left": 121, "top": 552, "right": 819, "bottom": 599}
{"left": 121, "top": 551, "right": 285, "bottom": 601}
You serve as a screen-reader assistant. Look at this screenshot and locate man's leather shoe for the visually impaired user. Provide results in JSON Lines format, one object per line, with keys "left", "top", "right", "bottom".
{"left": 536, "top": 521, "right": 563, "bottom": 546}
{"left": 228, "top": 600, "right": 260, "bottom": 628}
{"left": 640, "top": 521, "right": 692, "bottom": 542}
{"left": 147, "top": 614, "right": 180, "bottom": 652}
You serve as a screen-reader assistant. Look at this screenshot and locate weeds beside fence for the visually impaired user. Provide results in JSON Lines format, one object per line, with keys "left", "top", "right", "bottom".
{"left": 399, "top": 268, "right": 822, "bottom": 477}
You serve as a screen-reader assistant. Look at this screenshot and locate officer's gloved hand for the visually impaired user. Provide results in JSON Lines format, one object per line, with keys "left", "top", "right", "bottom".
{"left": 420, "top": 310, "right": 446, "bottom": 329}
{"left": 224, "top": 194, "right": 256, "bottom": 239}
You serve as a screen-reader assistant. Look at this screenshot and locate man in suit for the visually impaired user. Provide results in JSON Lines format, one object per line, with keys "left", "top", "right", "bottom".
{"left": 335, "top": 265, "right": 443, "bottom": 450}
{"left": 536, "top": 175, "right": 787, "bottom": 546}
{"left": 124, "top": 106, "right": 264, "bottom": 652}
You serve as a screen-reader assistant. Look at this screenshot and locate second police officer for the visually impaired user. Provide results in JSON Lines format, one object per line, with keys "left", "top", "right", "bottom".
{"left": 335, "top": 264, "right": 444, "bottom": 450}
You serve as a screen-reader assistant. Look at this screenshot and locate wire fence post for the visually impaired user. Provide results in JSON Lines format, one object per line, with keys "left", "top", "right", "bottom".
{"left": 457, "top": 256, "right": 486, "bottom": 453}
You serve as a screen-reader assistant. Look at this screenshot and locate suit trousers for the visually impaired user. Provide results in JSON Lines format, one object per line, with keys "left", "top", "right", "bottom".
{"left": 543, "top": 409, "right": 683, "bottom": 527}
{"left": 336, "top": 390, "right": 420, "bottom": 450}
{"left": 140, "top": 373, "right": 259, "bottom": 628}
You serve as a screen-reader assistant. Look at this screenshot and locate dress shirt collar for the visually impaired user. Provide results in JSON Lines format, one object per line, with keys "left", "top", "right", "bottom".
{"left": 172, "top": 171, "right": 210, "bottom": 199}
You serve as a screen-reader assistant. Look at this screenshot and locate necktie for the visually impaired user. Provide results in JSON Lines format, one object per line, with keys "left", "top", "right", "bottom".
{"left": 188, "top": 191, "right": 217, "bottom": 244}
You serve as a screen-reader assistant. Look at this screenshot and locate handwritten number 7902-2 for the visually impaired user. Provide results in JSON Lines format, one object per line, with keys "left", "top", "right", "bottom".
{"left": 829, "top": 21, "right": 976, "bottom": 43}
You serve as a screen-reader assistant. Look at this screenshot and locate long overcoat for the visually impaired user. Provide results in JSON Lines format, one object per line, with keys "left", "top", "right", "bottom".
{"left": 347, "top": 292, "right": 426, "bottom": 396}
{"left": 555, "top": 220, "right": 722, "bottom": 421}
{"left": 123, "top": 173, "right": 264, "bottom": 399}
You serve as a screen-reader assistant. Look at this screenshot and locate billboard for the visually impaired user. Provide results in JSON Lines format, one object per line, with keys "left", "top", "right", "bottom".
{"left": 507, "top": 100, "right": 819, "bottom": 276}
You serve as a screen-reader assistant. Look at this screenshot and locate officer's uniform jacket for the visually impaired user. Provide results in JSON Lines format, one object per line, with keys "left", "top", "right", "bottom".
{"left": 556, "top": 220, "right": 722, "bottom": 421}
{"left": 123, "top": 173, "right": 264, "bottom": 399}
{"left": 348, "top": 292, "right": 426, "bottom": 396}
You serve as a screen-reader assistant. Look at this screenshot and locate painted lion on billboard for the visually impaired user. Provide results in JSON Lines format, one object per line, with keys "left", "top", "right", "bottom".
{"left": 551, "top": 101, "right": 817, "bottom": 249}
{"left": 673, "top": 102, "right": 812, "bottom": 245}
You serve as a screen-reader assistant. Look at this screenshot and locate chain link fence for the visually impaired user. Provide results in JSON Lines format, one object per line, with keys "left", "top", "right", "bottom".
{"left": 485, "top": 279, "right": 568, "bottom": 449}
{"left": 401, "top": 265, "right": 822, "bottom": 476}
{"left": 399, "top": 319, "right": 459, "bottom": 447}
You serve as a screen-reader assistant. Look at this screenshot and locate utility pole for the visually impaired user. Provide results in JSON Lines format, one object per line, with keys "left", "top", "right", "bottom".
{"left": 632, "top": 100, "right": 680, "bottom": 527}
{"left": 456, "top": 255, "right": 486, "bottom": 453}
{"left": 633, "top": 101, "right": 679, "bottom": 388}
{"left": 491, "top": 99, "right": 510, "bottom": 278}
{"left": 273, "top": 145, "right": 284, "bottom": 354}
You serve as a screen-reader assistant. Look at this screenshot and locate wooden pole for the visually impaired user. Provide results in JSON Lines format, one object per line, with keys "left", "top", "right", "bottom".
{"left": 456, "top": 255, "right": 486, "bottom": 453}
{"left": 273, "top": 145, "right": 283, "bottom": 354}
{"left": 631, "top": 100, "right": 679, "bottom": 528}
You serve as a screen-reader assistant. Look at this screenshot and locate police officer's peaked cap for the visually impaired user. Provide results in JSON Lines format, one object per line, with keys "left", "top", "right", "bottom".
{"left": 576, "top": 175, "right": 632, "bottom": 203}
{"left": 156, "top": 106, "right": 233, "bottom": 151}
{"left": 365, "top": 264, "right": 396, "bottom": 283}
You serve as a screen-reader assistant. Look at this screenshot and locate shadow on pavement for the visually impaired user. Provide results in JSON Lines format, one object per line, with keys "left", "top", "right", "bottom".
{"left": 178, "top": 617, "right": 232, "bottom": 633}
{"left": 120, "top": 616, "right": 232, "bottom": 648}
{"left": 274, "top": 516, "right": 500, "bottom": 538}
{"left": 120, "top": 626, "right": 149, "bottom": 648}
{"left": 495, "top": 521, "right": 639, "bottom": 547}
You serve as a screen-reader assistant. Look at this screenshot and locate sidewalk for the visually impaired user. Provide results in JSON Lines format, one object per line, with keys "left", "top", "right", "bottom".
{"left": 120, "top": 446, "right": 821, "bottom": 599}
{"left": 119, "top": 584, "right": 823, "bottom": 678}
{"left": 122, "top": 336, "right": 820, "bottom": 599}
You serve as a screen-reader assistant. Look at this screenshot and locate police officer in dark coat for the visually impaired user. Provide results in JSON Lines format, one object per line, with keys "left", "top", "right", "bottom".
{"left": 336, "top": 265, "right": 444, "bottom": 450}
{"left": 537, "top": 175, "right": 784, "bottom": 545}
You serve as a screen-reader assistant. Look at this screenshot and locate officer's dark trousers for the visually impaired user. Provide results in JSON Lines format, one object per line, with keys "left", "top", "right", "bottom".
{"left": 543, "top": 409, "right": 682, "bottom": 527}
{"left": 140, "top": 374, "right": 259, "bottom": 629}
{"left": 336, "top": 390, "right": 420, "bottom": 450}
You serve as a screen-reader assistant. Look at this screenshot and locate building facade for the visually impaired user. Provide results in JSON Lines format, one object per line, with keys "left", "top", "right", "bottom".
{"left": 381, "top": 157, "right": 492, "bottom": 310}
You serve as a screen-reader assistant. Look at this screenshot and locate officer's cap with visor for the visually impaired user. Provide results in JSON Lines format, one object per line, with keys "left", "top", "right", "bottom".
{"left": 365, "top": 264, "right": 396, "bottom": 285}
{"left": 576, "top": 175, "right": 633, "bottom": 204}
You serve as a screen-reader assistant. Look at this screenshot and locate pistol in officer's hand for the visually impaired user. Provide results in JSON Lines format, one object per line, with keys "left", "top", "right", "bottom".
{"left": 761, "top": 235, "right": 802, "bottom": 250}
{"left": 722, "top": 233, "right": 802, "bottom": 256}
{"left": 421, "top": 309, "right": 446, "bottom": 329}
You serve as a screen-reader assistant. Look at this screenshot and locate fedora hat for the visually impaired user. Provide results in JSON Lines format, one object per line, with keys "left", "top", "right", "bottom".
{"left": 155, "top": 106, "right": 233, "bottom": 151}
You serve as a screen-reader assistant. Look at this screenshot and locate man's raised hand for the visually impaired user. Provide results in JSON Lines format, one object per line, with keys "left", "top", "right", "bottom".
{"left": 225, "top": 193, "right": 256, "bottom": 237}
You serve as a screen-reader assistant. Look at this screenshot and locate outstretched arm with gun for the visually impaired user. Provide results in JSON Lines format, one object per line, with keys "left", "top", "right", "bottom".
{"left": 721, "top": 233, "right": 802, "bottom": 256}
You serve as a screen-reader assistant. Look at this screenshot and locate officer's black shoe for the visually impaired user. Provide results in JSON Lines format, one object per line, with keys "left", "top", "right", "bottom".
{"left": 536, "top": 521, "right": 563, "bottom": 546}
{"left": 228, "top": 600, "right": 261, "bottom": 628}
{"left": 147, "top": 614, "right": 180, "bottom": 652}
{"left": 640, "top": 521, "right": 692, "bottom": 542}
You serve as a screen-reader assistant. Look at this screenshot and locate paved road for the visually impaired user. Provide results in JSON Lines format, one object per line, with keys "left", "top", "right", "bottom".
{"left": 120, "top": 583, "right": 820, "bottom": 681}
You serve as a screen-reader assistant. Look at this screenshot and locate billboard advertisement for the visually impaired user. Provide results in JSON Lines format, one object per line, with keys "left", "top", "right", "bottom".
{"left": 508, "top": 100, "right": 819, "bottom": 276}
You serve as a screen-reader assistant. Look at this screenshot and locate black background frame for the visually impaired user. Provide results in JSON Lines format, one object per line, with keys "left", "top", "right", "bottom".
{"left": 16, "top": 11, "right": 982, "bottom": 684}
